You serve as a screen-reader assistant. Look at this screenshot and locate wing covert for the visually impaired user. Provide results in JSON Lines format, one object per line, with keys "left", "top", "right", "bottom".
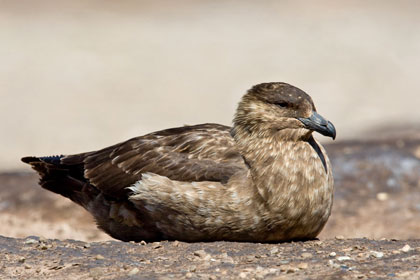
{"left": 61, "top": 124, "right": 246, "bottom": 198}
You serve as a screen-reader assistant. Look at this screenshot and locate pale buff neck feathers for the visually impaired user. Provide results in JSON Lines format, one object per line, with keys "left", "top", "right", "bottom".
{"left": 22, "top": 82, "right": 336, "bottom": 242}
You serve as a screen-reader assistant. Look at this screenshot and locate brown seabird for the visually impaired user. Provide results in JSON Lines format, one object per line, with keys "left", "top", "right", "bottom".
{"left": 22, "top": 82, "right": 336, "bottom": 242}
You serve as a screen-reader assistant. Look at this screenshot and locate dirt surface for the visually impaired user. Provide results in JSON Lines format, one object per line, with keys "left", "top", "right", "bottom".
{"left": 1, "top": 236, "right": 419, "bottom": 279}
{"left": 1, "top": 130, "right": 420, "bottom": 278}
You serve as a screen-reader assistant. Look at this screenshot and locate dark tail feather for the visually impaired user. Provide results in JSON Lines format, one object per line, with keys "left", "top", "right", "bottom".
{"left": 21, "top": 155, "right": 99, "bottom": 208}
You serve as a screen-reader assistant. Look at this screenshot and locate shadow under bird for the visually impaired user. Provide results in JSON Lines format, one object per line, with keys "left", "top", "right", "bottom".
{"left": 22, "top": 82, "right": 336, "bottom": 242}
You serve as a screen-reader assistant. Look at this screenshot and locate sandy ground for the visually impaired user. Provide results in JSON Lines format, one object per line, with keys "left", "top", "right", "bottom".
{"left": 1, "top": 236, "right": 419, "bottom": 279}
{"left": 2, "top": 0, "right": 420, "bottom": 170}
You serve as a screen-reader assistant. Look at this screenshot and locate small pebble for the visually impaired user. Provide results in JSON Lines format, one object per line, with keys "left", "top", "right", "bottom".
{"left": 270, "top": 247, "right": 279, "bottom": 255}
{"left": 83, "top": 243, "right": 91, "bottom": 249}
{"left": 370, "top": 251, "right": 384, "bottom": 258}
{"left": 185, "top": 272, "right": 193, "bottom": 278}
{"left": 376, "top": 192, "right": 388, "bottom": 201}
{"left": 401, "top": 244, "right": 411, "bottom": 252}
{"left": 24, "top": 265, "right": 31, "bottom": 269}
{"left": 128, "top": 268, "right": 139, "bottom": 276}
{"left": 335, "top": 235, "right": 345, "bottom": 240}
{"left": 139, "top": 240, "right": 146, "bottom": 245}
{"left": 24, "top": 239, "right": 38, "bottom": 245}
{"left": 337, "top": 256, "right": 352, "bottom": 261}
{"left": 95, "top": 254, "right": 105, "bottom": 260}
{"left": 18, "top": 257, "right": 26, "bottom": 263}
{"left": 329, "top": 252, "right": 337, "bottom": 257}
{"left": 239, "top": 272, "right": 248, "bottom": 279}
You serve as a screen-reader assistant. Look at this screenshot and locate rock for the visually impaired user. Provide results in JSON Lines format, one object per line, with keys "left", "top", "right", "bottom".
{"left": 335, "top": 235, "right": 345, "bottom": 240}
{"left": 329, "top": 252, "right": 337, "bottom": 257}
{"left": 24, "top": 238, "right": 38, "bottom": 245}
{"left": 139, "top": 240, "right": 147, "bottom": 245}
{"left": 401, "top": 244, "right": 411, "bottom": 252}
{"left": 376, "top": 192, "right": 388, "bottom": 201}
{"left": 270, "top": 247, "right": 279, "bottom": 255}
{"left": 239, "top": 272, "right": 248, "bottom": 279}
{"left": 337, "top": 256, "right": 352, "bottom": 261}
{"left": 95, "top": 254, "right": 104, "bottom": 260}
{"left": 370, "top": 251, "right": 384, "bottom": 258}
{"left": 128, "top": 268, "right": 139, "bottom": 276}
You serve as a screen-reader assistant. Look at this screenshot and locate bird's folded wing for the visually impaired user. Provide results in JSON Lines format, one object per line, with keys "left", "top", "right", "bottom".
{"left": 61, "top": 124, "right": 247, "bottom": 198}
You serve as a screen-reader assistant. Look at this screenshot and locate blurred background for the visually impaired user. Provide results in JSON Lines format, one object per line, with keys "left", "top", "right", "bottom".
{"left": 1, "top": 0, "right": 420, "bottom": 241}
{"left": 1, "top": 0, "right": 420, "bottom": 170}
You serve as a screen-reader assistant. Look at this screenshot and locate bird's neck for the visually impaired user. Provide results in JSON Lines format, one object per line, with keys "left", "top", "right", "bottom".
{"left": 231, "top": 125, "right": 328, "bottom": 208}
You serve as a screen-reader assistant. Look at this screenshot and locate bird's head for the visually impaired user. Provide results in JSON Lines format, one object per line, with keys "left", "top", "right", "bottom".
{"left": 233, "top": 82, "right": 336, "bottom": 141}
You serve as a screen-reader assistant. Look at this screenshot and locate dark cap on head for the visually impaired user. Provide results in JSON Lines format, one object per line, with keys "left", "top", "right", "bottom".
{"left": 249, "top": 82, "right": 316, "bottom": 111}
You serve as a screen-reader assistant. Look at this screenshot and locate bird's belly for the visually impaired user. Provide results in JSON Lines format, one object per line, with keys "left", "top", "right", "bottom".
{"left": 265, "top": 181, "right": 333, "bottom": 241}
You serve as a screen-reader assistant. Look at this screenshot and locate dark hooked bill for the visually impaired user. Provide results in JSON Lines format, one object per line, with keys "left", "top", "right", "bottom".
{"left": 298, "top": 112, "right": 336, "bottom": 140}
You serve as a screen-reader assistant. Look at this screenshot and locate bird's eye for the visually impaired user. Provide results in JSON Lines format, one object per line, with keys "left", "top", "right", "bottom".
{"left": 274, "top": 102, "right": 289, "bottom": 108}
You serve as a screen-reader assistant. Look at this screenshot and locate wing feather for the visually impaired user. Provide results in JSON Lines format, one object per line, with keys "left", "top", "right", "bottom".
{"left": 61, "top": 123, "right": 246, "bottom": 198}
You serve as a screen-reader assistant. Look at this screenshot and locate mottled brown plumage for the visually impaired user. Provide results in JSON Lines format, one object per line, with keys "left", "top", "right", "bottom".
{"left": 22, "top": 82, "right": 336, "bottom": 242}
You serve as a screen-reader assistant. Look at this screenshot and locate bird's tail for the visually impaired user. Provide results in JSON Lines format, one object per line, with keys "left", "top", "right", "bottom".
{"left": 21, "top": 156, "right": 98, "bottom": 208}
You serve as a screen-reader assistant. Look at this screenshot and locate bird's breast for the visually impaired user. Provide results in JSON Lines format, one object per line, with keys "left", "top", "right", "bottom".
{"left": 246, "top": 139, "right": 334, "bottom": 240}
